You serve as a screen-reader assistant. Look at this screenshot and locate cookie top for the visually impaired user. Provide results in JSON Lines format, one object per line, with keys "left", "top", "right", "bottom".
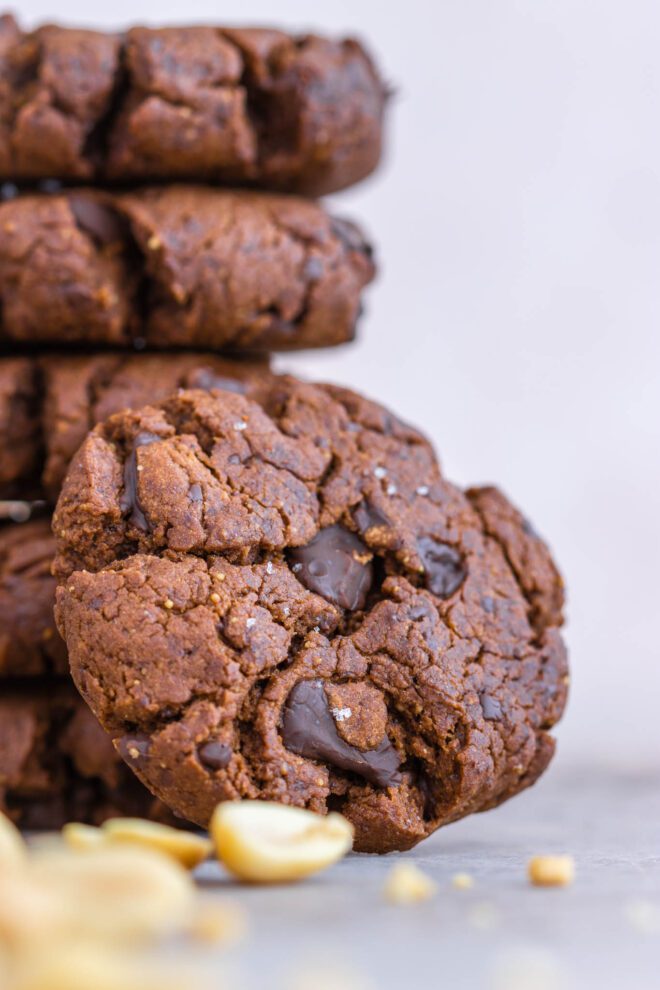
{"left": 0, "top": 517, "right": 67, "bottom": 677}
{"left": 0, "top": 15, "right": 386, "bottom": 194}
{"left": 54, "top": 381, "right": 567, "bottom": 853}
{"left": 0, "top": 187, "right": 374, "bottom": 351}
{"left": 0, "top": 683, "right": 173, "bottom": 828}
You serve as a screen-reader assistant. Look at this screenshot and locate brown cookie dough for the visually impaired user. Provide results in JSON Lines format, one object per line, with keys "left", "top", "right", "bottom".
{"left": 54, "top": 382, "right": 568, "bottom": 853}
{"left": 0, "top": 15, "right": 386, "bottom": 194}
{"left": 0, "top": 187, "right": 374, "bottom": 350}
{"left": 0, "top": 357, "right": 40, "bottom": 497}
{"left": 0, "top": 683, "right": 172, "bottom": 828}
{"left": 0, "top": 517, "right": 66, "bottom": 678}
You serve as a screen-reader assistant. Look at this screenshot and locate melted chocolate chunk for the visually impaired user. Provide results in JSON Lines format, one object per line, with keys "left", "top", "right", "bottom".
{"left": 281, "top": 680, "right": 401, "bottom": 788}
{"left": 68, "top": 195, "right": 125, "bottom": 246}
{"left": 480, "top": 694, "right": 503, "bottom": 721}
{"left": 119, "top": 432, "right": 161, "bottom": 533}
{"left": 288, "top": 525, "right": 373, "bottom": 611}
{"left": 198, "top": 741, "right": 232, "bottom": 770}
{"left": 417, "top": 537, "right": 466, "bottom": 598}
{"left": 186, "top": 368, "right": 247, "bottom": 394}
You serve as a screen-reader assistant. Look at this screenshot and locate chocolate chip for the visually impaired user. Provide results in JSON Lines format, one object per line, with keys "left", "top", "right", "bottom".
{"left": 68, "top": 195, "right": 125, "bottom": 246}
{"left": 198, "top": 740, "right": 232, "bottom": 770}
{"left": 119, "top": 432, "right": 162, "bottom": 533}
{"left": 281, "top": 680, "right": 401, "bottom": 789}
{"left": 288, "top": 525, "right": 373, "bottom": 611}
{"left": 480, "top": 693, "right": 503, "bottom": 721}
{"left": 186, "top": 367, "right": 247, "bottom": 394}
{"left": 417, "top": 537, "right": 466, "bottom": 598}
{"left": 117, "top": 732, "right": 151, "bottom": 767}
{"left": 353, "top": 501, "right": 389, "bottom": 537}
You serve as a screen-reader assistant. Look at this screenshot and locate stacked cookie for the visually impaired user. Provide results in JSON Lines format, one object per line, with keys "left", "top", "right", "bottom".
{"left": 0, "top": 14, "right": 381, "bottom": 829}
{"left": 1, "top": 15, "right": 568, "bottom": 853}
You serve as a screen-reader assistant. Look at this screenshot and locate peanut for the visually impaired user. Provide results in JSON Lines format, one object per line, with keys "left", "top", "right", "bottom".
{"left": 211, "top": 801, "right": 353, "bottom": 882}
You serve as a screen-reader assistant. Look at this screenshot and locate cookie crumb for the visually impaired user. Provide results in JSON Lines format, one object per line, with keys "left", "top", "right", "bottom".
{"left": 383, "top": 862, "right": 437, "bottom": 904}
{"left": 527, "top": 855, "right": 575, "bottom": 887}
{"left": 189, "top": 901, "right": 248, "bottom": 944}
{"left": 451, "top": 871, "right": 474, "bottom": 890}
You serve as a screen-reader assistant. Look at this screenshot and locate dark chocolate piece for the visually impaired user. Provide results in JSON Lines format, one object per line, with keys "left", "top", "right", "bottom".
{"left": 197, "top": 741, "right": 232, "bottom": 770}
{"left": 288, "top": 525, "right": 373, "bottom": 611}
{"left": 281, "top": 679, "right": 402, "bottom": 789}
{"left": 119, "top": 432, "right": 162, "bottom": 532}
{"left": 417, "top": 537, "right": 466, "bottom": 598}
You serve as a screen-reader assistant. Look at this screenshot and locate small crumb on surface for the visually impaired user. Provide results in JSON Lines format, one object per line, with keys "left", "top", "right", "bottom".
{"left": 383, "top": 862, "right": 437, "bottom": 904}
{"left": 527, "top": 855, "right": 575, "bottom": 888}
{"left": 189, "top": 901, "right": 248, "bottom": 945}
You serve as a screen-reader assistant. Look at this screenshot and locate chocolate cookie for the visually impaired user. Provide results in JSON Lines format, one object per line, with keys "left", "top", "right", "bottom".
{"left": 54, "top": 382, "right": 568, "bottom": 853}
{"left": 0, "top": 683, "right": 171, "bottom": 828}
{"left": 0, "top": 15, "right": 386, "bottom": 194}
{"left": 0, "top": 518, "right": 66, "bottom": 677}
{"left": 0, "top": 187, "right": 374, "bottom": 350}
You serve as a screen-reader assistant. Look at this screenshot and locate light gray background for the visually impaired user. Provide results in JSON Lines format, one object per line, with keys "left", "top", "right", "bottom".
{"left": 16, "top": 1, "right": 660, "bottom": 767}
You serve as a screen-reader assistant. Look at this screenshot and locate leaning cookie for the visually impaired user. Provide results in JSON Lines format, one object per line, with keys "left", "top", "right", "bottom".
{"left": 0, "top": 187, "right": 374, "bottom": 350}
{"left": 0, "top": 684, "right": 173, "bottom": 828}
{"left": 0, "top": 16, "right": 386, "bottom": 194}
{"left": 54, "top": 381, "right": 568, "bottom": 853}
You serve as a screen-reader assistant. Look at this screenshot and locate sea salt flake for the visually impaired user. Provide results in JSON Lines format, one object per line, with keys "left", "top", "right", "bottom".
{"left": 332, "top": 707, "right": 352, "bottom": 722}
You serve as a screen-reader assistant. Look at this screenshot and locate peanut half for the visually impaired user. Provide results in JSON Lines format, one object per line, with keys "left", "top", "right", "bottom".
{"left": 101, "top": 819, "right": 212, "bottom": 869}
{"left": 527, "top": 854, "right": 575, "bottom": 887}
{"left": 211, "top": 801, "right": 354, "bottom": 882}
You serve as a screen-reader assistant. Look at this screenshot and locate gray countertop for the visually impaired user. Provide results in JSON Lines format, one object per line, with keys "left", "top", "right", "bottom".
{"left": 189, "top": 766, "right": 660, "bottom": 989}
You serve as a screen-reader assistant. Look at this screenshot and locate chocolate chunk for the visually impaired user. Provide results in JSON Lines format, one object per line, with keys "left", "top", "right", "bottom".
{"left": 288, "top": 525, "right": 373, "bottom": 611}
{"left": 353, "top": 501, "right": 389, "bottom": 536}
{"left": 68, "top": 195, "right": 125, "bottom": 246}
{"left": 480, "top": 694, "right": 503, "bottom": 721}
{"left": 198, "top": 741, "right": 232, "bottom": 770}
{"left": 119, "top": 432, "right": 162, "bottom": 533}
{"left": 417, "top": 537, "right": 466, "bottom": 598}
{"left": 281, "top": 679, "right": 401, "bottom": 789}
{"left": 117, "top": 732, "right": 151, "bottom": 767}
{"left": 186, "top": 368, "right": 248, "bottom": 394}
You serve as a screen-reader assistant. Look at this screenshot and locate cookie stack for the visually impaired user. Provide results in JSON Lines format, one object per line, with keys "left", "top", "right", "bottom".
{"left": 1, "top": 15, "right": 568, "bottom": 852}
